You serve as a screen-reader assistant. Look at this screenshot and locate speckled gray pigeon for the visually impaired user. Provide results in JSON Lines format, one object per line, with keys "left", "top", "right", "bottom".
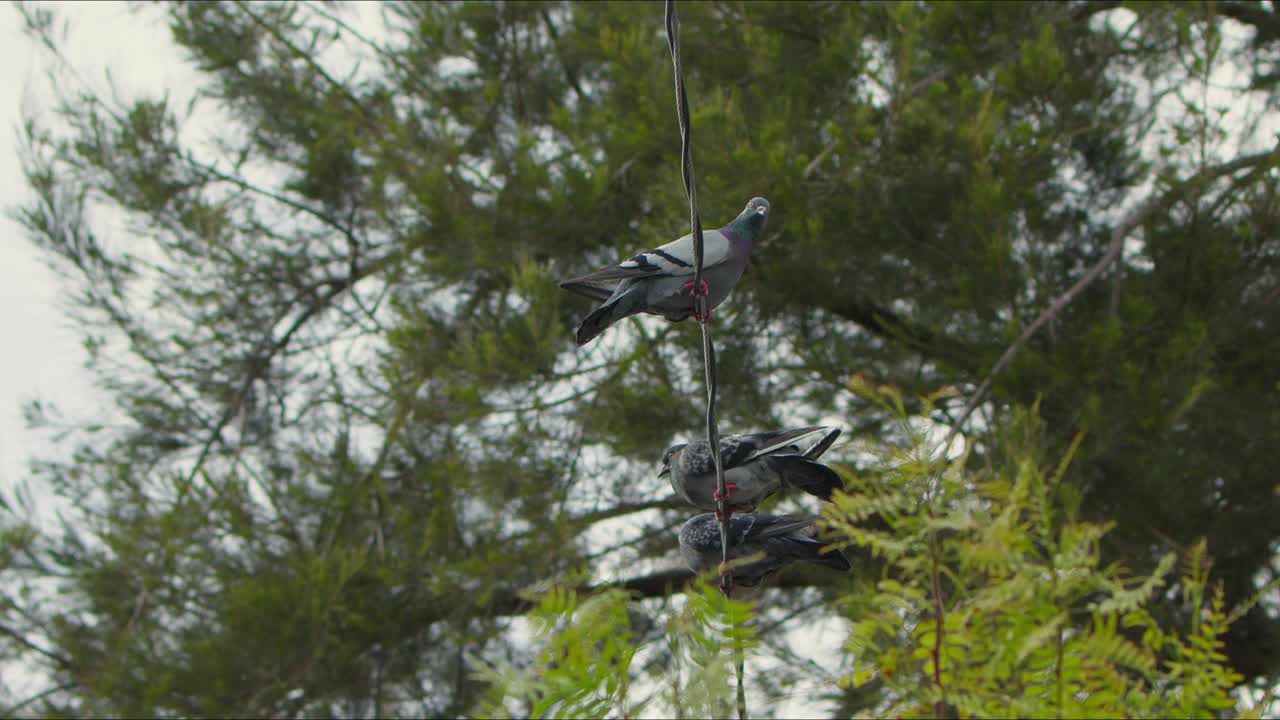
{"left": 660, "top": 426, "right": 843, "bottom": 516}
{"left": 678, "top": 512, "right": 851, "bottom": 589}
{"left": 559, "top": 197, "right": 769, "bottom": 346}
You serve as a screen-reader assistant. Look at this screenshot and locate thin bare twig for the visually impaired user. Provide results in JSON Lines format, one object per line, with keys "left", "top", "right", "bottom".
{"left": 942, "top": 144, "right": 1280, "bottom": 455}
{"left": 0, "top": 682, "right": 78, "bottom": 717}
{"left": 0, "top": 621, "right": 72, "bottom": 669}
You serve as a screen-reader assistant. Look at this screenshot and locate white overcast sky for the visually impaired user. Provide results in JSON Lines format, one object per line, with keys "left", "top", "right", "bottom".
{"left": 0, "top": 2, "right": 165, "bottom": 516}
{"left": 0, "top": 3, "right": 386, "bottom": 521}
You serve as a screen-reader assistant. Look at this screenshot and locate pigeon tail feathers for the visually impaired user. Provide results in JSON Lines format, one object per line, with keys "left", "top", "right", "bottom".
{"left": 558, "top": 279, "right": 616, "bottom": 304}
{"left": 574, "top": 289, "right": 640, "bottom": 345}
{"left": 815, "top": 545, "right": 852, "bottom": 571}
{"left": 775, "top": 528, "right": 851, "bottom": 571}
{"left": 802, "top": 427, "right": 842, "bottom": 461}
{"left": 773, "top": 456, "right": 844, "bottom": 500}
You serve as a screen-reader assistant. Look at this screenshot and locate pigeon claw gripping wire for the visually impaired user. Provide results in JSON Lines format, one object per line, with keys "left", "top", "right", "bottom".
{"left": 682, "top": 278, "right": 710, "bottom": 297}
{"left": 713, "top": 482, "right": 738, "bottom": 503}
{"left": 681, "top": 279, "right": 712, "bottom": 321}
{"left": 713, "top": 482, "right": 739, "bottom": 521}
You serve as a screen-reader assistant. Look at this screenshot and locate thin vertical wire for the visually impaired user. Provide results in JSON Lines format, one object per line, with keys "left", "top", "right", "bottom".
{"left": 664, "top": 0, "right": 724, "bottom": 597}
{"left": 665, "top": 3, "right": 745, "bottom": 719}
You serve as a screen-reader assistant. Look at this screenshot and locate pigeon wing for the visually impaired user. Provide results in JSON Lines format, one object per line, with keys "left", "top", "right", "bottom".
{"left": 728, "top": 426, "right": 834, "bottom": 465}
{"left": 557, "top": 279, "right": 617, "bottom": 303}
{"left": 803, "top": 427, "right": 842, "bottom": 460}
{"left": 747, "top": 514, "right": 820, "bottom": 541}
{"left": 561, "top": 230, "right": 733, "bottom": 285}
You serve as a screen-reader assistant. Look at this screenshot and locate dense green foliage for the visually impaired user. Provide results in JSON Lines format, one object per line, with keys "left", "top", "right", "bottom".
{"left": 4, "top": 0, "right": 1280, "bottom": 716}
{"left": 831, "top": 387, "right": 1252, "bottom": 718}
{"left": 488, "top": 389, "right": 1267, "bottom": 717}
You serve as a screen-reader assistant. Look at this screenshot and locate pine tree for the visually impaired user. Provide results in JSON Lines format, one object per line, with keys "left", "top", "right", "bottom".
{"left": 3, "top": 1, "right": 1280, "bottom": 715}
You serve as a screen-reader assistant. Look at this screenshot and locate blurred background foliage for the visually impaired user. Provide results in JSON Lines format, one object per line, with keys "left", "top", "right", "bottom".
{"left": 4, "top": 0, "right": 1280, "bottom": 716}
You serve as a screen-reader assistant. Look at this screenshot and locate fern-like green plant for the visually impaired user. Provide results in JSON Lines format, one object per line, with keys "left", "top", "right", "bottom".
{"left": 476, "top": 383, "right": 1265, "bottom": 718}
{"left": 476, "top": 573, "right": 757, "bottom": 718}
{"left": 826, "top": 381, "right": 1258, "bottom": 718}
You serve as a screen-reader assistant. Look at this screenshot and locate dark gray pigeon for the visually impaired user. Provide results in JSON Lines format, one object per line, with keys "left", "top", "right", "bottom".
{"left": 678, "top": 512, "right": 851, "bottom": 589}
{"left": 660, "top": 426, "right": 843, "bottom": 516}
{"left": 559, "top": 197, "right": 769, "bottom": 346}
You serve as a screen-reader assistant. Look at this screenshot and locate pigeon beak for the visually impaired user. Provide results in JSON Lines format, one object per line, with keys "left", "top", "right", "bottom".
{"left": 755, "top": 206, "right": 767, "bottom": 215}
{"left": 658, "top": 465, "right": 670, "bottom": 478}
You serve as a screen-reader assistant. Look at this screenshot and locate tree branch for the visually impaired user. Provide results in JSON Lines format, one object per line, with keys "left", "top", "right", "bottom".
{"left": 494, "top": 563, "right": 848, "bottom": 617}
{"left": 826, "top": 296, "right": 978, "bottom": 371}
{"left": 539, "top": 8, "right": 590, "bottom": 104}
{"left": 233, "top": 0, "right": 375, "bottom": 124}
{"left": 177, "top": 250, "right": 403, "bottom": 504}
{"left": 0, "top": 621, "right": 72, "bottom": 670}
{"left": 0, "top": 682, "right": 78, "bottom": 717}
{"left": 943, "top": 144, "right": 1280, "bottom": 451}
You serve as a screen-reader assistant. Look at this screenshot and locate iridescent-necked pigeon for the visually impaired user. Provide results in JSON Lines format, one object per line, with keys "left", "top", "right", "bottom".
{"left": 559, "top": 197, "right": 769, "bottom": 346}
{"left": 678, "top": 512, "right": 851, "bottom": 589}
{"left": 660, "top": 426, "right": 842, "bottom": 517}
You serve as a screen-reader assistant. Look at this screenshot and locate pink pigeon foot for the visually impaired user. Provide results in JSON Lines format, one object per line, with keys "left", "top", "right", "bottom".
{"left": 681, "top": 278, "right": 711, "bottom": 297}
{"left": 681, "top": 279, "right": 712, "bottom": 322}
{"left": 713, "top": 482, "right": 739, "bottom": 503}
{"left": 713, "top": 482, "right": 740, "bottom": 521}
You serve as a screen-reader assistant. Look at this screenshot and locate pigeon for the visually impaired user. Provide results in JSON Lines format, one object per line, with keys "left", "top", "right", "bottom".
{"left": 559, "top": 197, "right": 770, "bottom": 346}
{"left": 678, "top": 512, "right": 851, "bottom": 590}
{"left": 660, "top": 426, "right": 843, "bottom": 516}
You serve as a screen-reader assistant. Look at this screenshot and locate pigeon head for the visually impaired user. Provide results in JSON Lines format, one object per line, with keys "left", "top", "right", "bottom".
{"left": 658, "top": 443, "right": 688, "bottom": 478}
{"left": 725, "top": 197, "right": 769, "bottom": 241}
